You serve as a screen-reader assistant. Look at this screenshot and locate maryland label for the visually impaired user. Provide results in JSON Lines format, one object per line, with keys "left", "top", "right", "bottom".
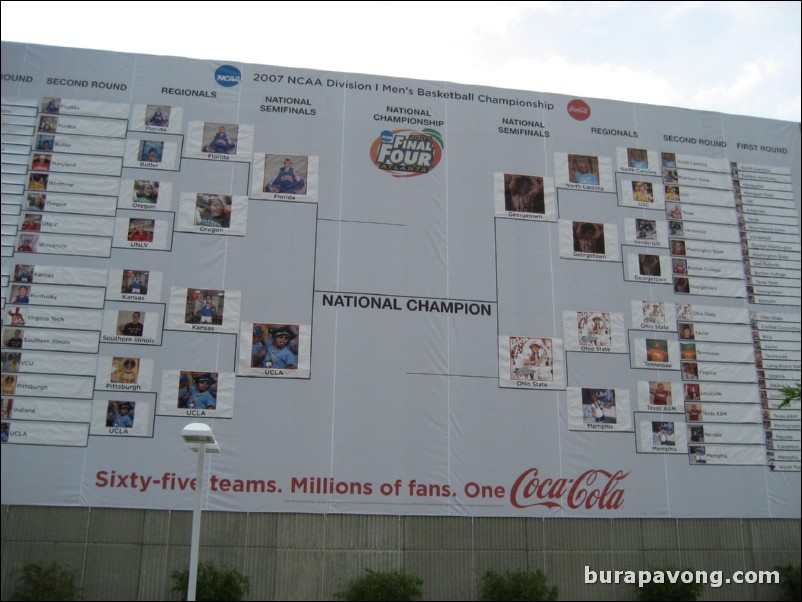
{"left": 370, "top": 129, "right": 443, "bottom": 177}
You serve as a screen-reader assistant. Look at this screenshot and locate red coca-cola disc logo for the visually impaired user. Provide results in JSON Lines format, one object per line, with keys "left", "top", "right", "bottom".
{"left": 567, "top": 99, "right": 591, "bottom": 121}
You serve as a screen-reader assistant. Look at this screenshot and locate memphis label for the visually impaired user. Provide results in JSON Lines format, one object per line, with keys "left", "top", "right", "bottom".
{"left": 371, "top": 129, "right": 443, "bottom": 177}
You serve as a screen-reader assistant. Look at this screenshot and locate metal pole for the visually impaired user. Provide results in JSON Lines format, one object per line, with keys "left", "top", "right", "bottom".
{"left": 187, "top": 445, "right": 205, "bottom": 601}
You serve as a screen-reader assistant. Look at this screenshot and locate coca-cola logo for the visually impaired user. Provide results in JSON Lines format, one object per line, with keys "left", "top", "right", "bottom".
{"left": 567, "top": 99, "right": 591, "bottom": 121}
{"left": 510, "top": 467, "right": 629, "bottom": 510}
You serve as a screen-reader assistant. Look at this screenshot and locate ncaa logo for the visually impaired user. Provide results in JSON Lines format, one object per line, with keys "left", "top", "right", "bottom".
{"left": 215, "top": 65, "right": 241, "bottom": 88}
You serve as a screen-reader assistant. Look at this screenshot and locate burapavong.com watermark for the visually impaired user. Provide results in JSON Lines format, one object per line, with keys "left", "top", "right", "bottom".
{"left": 585, "top": 566, "right": 780, "bottom": 588}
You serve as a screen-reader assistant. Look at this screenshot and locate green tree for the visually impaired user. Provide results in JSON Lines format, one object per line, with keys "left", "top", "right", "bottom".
{"left": 334, "top": 569, "right": 423, "bottom": 601}
{"left": 478, "top": 569, "right": 558, "bottom": 601}
{"left": 635, "top": 567, "right": 703, "bottom": 601}
{"left": 779, "top": 384, "right": 800, "bottom": 409}
{"left": 775, "top": 565, "right": 801, "bottom": 601}
{"left": 10, "top": 562, "right": 82, "bottom": 601}
{"left": 171, "top": 562, "right": 249, "bottom": 602}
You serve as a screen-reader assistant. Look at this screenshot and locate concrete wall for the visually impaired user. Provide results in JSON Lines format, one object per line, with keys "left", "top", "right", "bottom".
{"left": 1, "top": 506, "right": 798, "bottom": 601}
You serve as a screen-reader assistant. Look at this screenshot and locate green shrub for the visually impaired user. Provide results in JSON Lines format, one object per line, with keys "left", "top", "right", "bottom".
{"left": 10, "top": 562, "right": 82, "bottom": 601}
{"left": 478, "top": 569, "right": 558, "bottom": 601}
{"left": 171, "top": 562, "right": 249, "bottom": 602}
{"left": 775, "top": 565, "right": 801, "bottom": 601}
{"left": 635, "top": 567, "right": 703, "bottom": 601}
{"left": 334, "top": 569, "right": 423, "bottom": 601}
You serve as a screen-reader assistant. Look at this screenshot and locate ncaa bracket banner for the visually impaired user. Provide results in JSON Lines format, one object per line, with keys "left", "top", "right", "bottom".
{"left": 1, "top": 42, "right": 800, "bottom": 518}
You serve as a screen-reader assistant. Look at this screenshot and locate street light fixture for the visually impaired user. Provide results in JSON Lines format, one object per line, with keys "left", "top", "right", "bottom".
{"left": 181, "top": 422, "right": 220, "bottom": 449}
{"left": 181, "top": 423, "right": 220, "bottom": 602}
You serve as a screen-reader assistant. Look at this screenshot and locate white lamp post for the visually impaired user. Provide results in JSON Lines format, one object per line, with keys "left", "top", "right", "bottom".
{"left": 181, "top": 423, "right": 220, "bottom": 602}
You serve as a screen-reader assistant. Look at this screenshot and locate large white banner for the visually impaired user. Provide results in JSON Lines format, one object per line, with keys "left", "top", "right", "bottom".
{"left": 1, "top": 42, "right": 800, "bottom": 517}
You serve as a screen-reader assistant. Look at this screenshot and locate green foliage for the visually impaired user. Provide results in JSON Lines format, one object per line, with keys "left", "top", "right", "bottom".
{"left": 779, "top": 384, "right": 800, "bottom": 409}
{"left": 10, "top": 562, "right": 82, "bottom": 601}
{"left": 635, "top": 567, "right": 703, "bottom": 602}
{"left": 334, "top": 569, "right": 424, "bottom": 601}
{"left": 775, "top": 565, "right": 801, "bottom": 601}
{"left": 171, "top": 562, "right": 249, "bottom": 602}
{"left": 478, "top": 569, "right": 558, "bottom": 601}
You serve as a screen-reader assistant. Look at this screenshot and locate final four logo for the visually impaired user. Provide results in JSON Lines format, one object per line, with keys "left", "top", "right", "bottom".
{"left": 371, "top": 129, "right": 444, "bottom": 177}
